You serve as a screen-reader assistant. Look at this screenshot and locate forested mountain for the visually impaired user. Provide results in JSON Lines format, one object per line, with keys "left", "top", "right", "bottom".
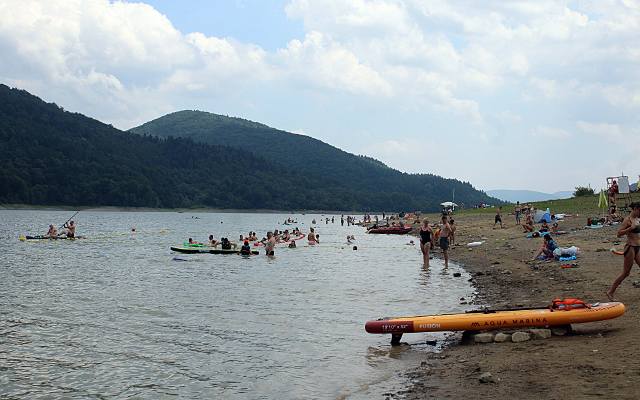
{"left": 0, "top": 84, "right": 498, "bottom": 210}
{"left": 131, "top": 110, "right": 499, "bottom": 209}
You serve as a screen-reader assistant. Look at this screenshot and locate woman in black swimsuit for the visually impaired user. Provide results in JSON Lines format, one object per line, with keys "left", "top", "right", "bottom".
{"left": 607, "top": 202, "right": 640, "bottom": 300}
{"left": 420, "top": 219, "right": 434, "bottom": 266}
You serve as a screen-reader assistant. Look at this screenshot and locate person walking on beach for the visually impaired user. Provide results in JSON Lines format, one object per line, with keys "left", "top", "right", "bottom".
{"left": 419, "top": 219, "right": 434, "bottom": 266}
{"left": 449, "top": 218, "right": 456, "bottom": 246}
{"left": 493, "top": 207, "right": 504, "bottom": 229}
{"left": 515, "top": 202, "right": 522, "bottom": 225}
{"left": 439, "top": 215, "right": 451, "bottom": 268}
{"left": 607, "top": 202, "right": 640, "bottom": 300}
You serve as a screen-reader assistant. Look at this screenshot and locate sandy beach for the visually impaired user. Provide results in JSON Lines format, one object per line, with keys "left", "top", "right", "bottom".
{"left": 396, "top": 207, "right": 640, "bottom": 399}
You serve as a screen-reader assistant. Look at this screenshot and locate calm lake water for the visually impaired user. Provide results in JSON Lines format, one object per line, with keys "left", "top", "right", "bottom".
{"left": 0, "top": 210, "right": 474, "bottom": 399}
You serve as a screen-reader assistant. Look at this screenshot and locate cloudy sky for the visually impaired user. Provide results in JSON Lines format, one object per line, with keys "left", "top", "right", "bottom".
{"left": 1, "top": 0, "right": 638, "bottom": 192}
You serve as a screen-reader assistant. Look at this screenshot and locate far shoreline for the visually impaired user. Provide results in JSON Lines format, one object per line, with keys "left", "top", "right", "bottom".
{"left": 0, "top": 204, "right": 394, "bottom": 215}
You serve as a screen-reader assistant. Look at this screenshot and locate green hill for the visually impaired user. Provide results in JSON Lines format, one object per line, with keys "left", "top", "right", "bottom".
{"left": 131, "top": 110, "right": 499, "bottom": 210}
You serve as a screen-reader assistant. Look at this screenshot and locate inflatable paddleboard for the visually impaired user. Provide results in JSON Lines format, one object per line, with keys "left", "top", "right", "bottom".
{"left": 170, "top": 246, "right": 258, "bottom": 255}
{"left": 20, "top": 235, "right": 85, "bottom": 241}
{"left": 365, "top": 302, "right": 625, "bottom": 344}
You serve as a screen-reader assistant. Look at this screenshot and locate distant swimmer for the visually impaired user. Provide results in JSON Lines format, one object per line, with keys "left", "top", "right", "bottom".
{"left": 607, "top": 202, "right": 640, "bottom": 300}
{"left": 288, "top": 240, "right": 297, "bottom": 248}
{"left": 46, "top": 224, "right": 58, "bottom": 239}
{"left": 347, "top": 235, "right": 353, "bottom": 244}
{"left": 264, "top": 232, "right": 276, "bottom": 256}
{"left": 307, "top": 228, "right": 318, "bottom": 244}
{"left": 240, "top": 240, "right": 252, "bottom": 255}
{"left": 63, "top": 220, "right": 76, "bottom": 238}
{"left": 312, "top": 219, "right": 316, "bottom": 224}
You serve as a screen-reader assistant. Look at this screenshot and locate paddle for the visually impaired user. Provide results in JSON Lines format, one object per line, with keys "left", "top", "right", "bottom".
{"left": 58, "top": 211, "right": 79, "bottom": 229}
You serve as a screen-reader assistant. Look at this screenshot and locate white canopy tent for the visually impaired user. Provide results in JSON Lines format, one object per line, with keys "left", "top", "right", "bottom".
{"left": 441, "top": 201, "right": 458, "bottom": 210}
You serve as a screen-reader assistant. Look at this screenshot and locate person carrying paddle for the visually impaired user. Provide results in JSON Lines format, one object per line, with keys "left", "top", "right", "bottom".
{"left": 607, "top": 202, "right": 640, "bottom": 300}
{"left": 63, "top": 220, "right": 76, "bottom": 238}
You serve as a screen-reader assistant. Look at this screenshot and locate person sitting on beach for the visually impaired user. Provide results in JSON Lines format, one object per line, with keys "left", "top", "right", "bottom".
{"left": 240, "top": 240, "right": 252, "bottom": 255}
{"left": 522, "top": 212, "right": 534, "bottom": 232}
{"left": 551, "top": 222, "right": 560, "bottom": 233}
{"left": 46, "top": 224, "right": 58, "bottom": 238}
{"left": 606, "top": 205, "right": 623, "bottom": 225}
{"left": 540, "top": 221, "right": 550, "bottom": 233}
{"left": 607, "top": 202, "right": 640, "bottom": 300}
{"left": 532, "top": 234, "right": 558, "bottom": 261}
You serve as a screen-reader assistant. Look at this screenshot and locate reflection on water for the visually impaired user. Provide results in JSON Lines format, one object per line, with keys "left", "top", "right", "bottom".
{"left": 0, "top": 210, "right": 474, "bottom": 399}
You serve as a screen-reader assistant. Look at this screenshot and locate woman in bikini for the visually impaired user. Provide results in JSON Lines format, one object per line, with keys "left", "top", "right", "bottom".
{"left": 607, "top": 202, "right": 640, "bottom": 300}
{"left": 419, "top": 219, "right": 434, "bottom": 266}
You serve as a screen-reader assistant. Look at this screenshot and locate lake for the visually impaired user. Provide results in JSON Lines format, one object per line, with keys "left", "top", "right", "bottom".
{"left": 0, "top": 210, "right": 474, "bottom": 399}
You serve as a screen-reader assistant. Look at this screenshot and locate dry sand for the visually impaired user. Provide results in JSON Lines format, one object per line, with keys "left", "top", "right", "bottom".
{"left": 395, "top": 213, "right": 640, "bottom": 399}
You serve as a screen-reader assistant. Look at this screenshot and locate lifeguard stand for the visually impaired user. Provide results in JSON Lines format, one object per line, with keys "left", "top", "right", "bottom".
{"left": 607, "top": 176, "right": 632, "bottom": 212}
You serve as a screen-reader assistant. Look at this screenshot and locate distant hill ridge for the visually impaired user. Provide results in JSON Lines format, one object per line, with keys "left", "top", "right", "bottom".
{"left": 0, "top": 83, "right": 499, "bottom": 210}
{"left": 487, "top": 189, "right": 573, "bottom": 203}
{"left": 130, "top": 110, "right": 500, "bottom": 209}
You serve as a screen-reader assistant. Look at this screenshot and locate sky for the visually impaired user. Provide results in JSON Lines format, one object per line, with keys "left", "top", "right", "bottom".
{"left": 1, "top": 0, "right": 639, "bottom": 193}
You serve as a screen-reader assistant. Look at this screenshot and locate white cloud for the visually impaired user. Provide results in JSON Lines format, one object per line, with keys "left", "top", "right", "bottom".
{"left": 0, "top": 0, "right": 639, "bottom": 191}
{"left": 531, "top": 126, "right": 571, "bottom": 139}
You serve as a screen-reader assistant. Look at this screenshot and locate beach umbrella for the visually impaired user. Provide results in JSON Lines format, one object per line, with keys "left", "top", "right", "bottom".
{"left": 598, "top": 189, "right": 608, "bottom": 211}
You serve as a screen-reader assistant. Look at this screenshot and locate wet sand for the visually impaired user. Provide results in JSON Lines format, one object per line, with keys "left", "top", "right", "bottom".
{"left": 399, "top": 212, "right": 640, "bottom": 399}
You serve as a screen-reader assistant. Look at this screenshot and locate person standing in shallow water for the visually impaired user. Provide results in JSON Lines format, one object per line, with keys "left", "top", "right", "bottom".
{"left": 419, "top": 219, "right": 434, "bottom": 266}
{"left": 607, "top": 202, "right": 640, "bottom": 300}
{"left": 439, "top": 215, "right": 451, "bottom": 268}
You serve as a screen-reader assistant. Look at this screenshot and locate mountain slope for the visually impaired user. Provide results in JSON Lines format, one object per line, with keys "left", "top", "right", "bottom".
{"left": 131, "top": 110, "right": 499, "bottom": 209}
{"left": 0, "top": 85, "right": 367, "bottom": 209}
{"left": 487, "top": 190, "right": 573, "bottom": 203}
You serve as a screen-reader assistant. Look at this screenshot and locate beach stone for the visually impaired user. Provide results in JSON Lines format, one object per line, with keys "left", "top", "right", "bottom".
{"left": 494, "top": 333, "right": 511, "bottom": 343}
{"left": 479, "top": 372, "right": 496, "bottom": 384}
{"left": 529, "top": 329, "right": 552, "bottom": 340}
{"left": 551, "top": 326, "right": 570, "bottom": 336}
{"left": 474, "top": 333, "right": 495, "bottom": 343}
{"left": 511, "top": 332, "right": 531, "bottom": 343}
{"left": 632, "top": 281, "right": 640, "bottom": 288}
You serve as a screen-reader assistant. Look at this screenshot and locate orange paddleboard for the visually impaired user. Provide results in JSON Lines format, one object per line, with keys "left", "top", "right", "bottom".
{"left": 365, "top": 302, "right": 625, "bottom": 335}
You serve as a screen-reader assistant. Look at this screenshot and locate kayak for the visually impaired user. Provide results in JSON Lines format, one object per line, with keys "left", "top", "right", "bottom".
{"left": 365, "top": 302, "right": 625, "bottom": 344}
{"left": 170, "top": 246, "right": 259, "bottom": 255}
{"left": 367, "top": 226, "right": 412, "bottom": 234}
{"left": 20, "top": 235, "right": 84, "bottom": 241}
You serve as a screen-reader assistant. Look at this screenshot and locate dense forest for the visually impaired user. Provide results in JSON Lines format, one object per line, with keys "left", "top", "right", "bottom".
{"left": 0, "top": 84, "right": 499, "bottom": 211}
{"left": 131, "top": 110, "right": 499, "bottom": 210}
